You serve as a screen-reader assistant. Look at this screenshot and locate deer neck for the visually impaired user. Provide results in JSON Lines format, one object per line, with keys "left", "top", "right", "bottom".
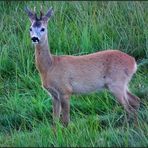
{"left": 35, "top": 37, "right": 53, "bottom": 75}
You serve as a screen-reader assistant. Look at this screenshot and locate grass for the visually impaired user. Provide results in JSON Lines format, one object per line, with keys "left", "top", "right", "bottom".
{"left": 0, "top": 1, "right": 148, "bottom": 147}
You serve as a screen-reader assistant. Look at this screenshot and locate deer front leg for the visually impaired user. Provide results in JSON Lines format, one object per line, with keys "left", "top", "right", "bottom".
{"left": 44, "top": 86, "right": 61, "bottom": 126}
{"left": 52, "top": 98, "right": 61, "bottom": 125}
{"left": 61, "top": 95, "right": 70, "bottom": 127}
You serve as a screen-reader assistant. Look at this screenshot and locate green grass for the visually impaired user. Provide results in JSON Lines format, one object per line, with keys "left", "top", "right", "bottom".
{"left": 0, "top": 1, "right": 148, "bottom": 147}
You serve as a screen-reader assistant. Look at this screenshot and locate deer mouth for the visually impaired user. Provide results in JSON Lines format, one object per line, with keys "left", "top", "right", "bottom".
{"left": 32, "top": 41, "right": 39, "bottom": 44}
{"left": 31, "top": 37, "right": 40, "bottom": 44}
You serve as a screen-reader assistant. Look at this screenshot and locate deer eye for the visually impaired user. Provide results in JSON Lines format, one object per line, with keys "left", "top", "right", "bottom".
{"left": 41, "top": 28, "right": 45, "bottom": 32}
{"left": 30, "top": 28, "right": 32, "bottom": 32}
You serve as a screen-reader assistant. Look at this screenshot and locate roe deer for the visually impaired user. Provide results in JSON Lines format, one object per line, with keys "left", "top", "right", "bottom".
{"left": 25, "top": 6, "right": 140, "bottom": 127}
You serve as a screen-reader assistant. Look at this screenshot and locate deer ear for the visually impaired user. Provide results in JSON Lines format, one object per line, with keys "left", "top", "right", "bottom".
{"left": 24, "top": 6, "right": 35, "bottom": 22}
{"left": 42, "top": 7, "right": 54, "bottom": 22}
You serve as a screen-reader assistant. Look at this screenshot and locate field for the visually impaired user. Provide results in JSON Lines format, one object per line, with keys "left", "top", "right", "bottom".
{"left": 0, "top": 1, "right": 148, "bottom": 147}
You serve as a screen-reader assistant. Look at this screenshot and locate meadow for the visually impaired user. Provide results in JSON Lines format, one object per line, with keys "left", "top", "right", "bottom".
{"left": 0, "top": 1, "right": 148, "bottom": 147}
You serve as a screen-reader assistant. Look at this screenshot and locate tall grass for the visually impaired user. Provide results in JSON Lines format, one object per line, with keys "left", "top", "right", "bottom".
{"left": 0, "top": 1, "right": 148, "bottom": 147}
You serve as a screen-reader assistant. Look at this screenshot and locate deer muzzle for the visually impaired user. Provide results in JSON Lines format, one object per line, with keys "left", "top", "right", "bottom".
{"left": 31, "top": 37, "right": 40, "bottom": 43}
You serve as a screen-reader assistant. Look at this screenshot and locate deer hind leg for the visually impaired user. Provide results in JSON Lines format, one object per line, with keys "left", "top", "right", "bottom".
{"left": 126, "top": 90, "right": 140, "bottom": 110}
{"left": 126, "top": 89, "right": 140, "bottom": 126}
{"left": 60, "top": 94, "right": 70, "bottom": 127}
{"left": 108, "top": 84, "right": 132, "bottom": 122}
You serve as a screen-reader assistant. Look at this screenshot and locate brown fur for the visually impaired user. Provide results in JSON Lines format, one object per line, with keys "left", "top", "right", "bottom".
{"left": 26, "top": 7, "right": 140, "bottom": 127}
{"left": 35, "top": 40, "right": 140, "bottom": 126}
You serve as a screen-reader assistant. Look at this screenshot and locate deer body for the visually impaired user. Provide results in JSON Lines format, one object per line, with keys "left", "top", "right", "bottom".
{"left": 25, "top": 7, "right": 140, "bottom": 126}
{"left": 37, "top": 47, "right": 136, "bottom": 95}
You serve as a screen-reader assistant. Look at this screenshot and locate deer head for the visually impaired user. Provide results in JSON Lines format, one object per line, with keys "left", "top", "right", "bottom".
{"left": 25, "top": 6, "right": 53, "bottom": 44}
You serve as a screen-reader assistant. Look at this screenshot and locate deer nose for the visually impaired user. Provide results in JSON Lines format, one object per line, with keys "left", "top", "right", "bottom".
{"left": 31, "top": 37, "right": 40, "bottom": 43}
